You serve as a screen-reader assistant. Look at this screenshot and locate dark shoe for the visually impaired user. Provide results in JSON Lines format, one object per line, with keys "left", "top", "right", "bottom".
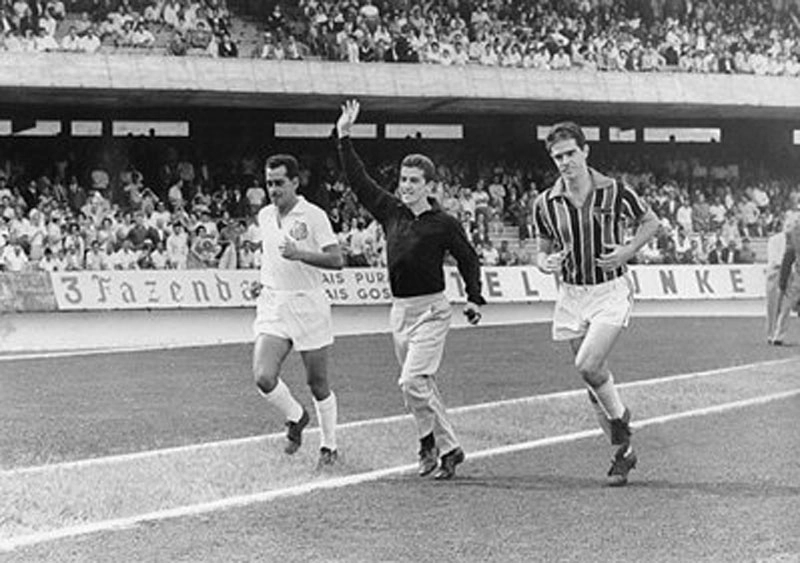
{"left": 433, "top": 447, "right": 465, "bottom": 480}
{"left": 284, "top": 409, "right": 310, "bottom": 455}
{"left": 316, "top": 447, "right": 338, "bottom": 469}
{"left": 607, "top": 443, "right": 637, "bottom": 487}
{"left": 770, "top": 340, "right": 784, "bottom": 346}
{"left": 418, "top": 446, "right": 439, "bottom": 477}
{"left": 609, "top": 408, "right": 632, "bottom": 446}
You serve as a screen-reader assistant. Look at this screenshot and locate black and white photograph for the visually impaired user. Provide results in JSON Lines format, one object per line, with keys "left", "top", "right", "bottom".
{"left": 0, "top": 0, "right": 798, "bottom": 561}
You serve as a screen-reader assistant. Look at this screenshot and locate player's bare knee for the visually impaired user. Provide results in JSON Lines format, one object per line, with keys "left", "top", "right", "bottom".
{"left": 575, "top": 354, "right": 605, "bottom": 380}
{"left": 253, "top": 366, "right": 279, "bottom": 394}
{"left": 307, "top": 376, "right": 330, "bottom": 401}
{"left": 582, "top": 372, "right": 607, "bottom": 388}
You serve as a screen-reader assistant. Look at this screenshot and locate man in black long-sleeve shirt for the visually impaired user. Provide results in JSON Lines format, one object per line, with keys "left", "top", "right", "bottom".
{"left": 336, "top": 100, "right": 485, "bottom": 480}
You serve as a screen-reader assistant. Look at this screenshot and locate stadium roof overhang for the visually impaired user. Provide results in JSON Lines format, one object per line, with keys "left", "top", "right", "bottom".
{"left": 1, "top": 55, "right": 799, "bottom": 121}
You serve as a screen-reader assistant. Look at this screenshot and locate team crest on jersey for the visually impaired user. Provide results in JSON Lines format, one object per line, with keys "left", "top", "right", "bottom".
{"left": 289, "top": 221, "right": 309, "bottom": 240}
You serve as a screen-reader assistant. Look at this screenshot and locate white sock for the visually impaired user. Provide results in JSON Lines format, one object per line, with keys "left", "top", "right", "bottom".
{"left": 314, "top": 391, "right": 338, "bottom": 451}
{"left": 587, "top": 388, "right": 612, "bottom": 440}
{"left": 260, "top": 379, "right": 304, "bottom": 422}
{"left": 593, "top": 371, "right": 625, "bottom": 420}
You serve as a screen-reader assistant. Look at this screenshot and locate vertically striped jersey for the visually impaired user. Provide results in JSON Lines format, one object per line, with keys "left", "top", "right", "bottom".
{"left": 533, "top": 168, "right": 650, "bottom": 286}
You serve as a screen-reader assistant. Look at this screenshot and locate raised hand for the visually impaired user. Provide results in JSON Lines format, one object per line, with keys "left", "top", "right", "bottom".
{"left": 337, "top": 99, "right": 360, "bottom": 138}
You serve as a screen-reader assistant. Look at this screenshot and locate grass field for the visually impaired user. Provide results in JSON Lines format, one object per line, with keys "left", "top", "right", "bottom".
{"left": 1, "top": 317, "right": 799, "bottom": 562}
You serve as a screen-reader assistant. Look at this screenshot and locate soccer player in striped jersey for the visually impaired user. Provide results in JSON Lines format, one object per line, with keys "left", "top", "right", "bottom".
{"left": 533, "top": 122, "right": 660, "bottom": 486}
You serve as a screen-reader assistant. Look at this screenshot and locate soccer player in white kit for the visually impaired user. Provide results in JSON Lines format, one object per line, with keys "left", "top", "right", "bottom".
{"left": 252, "top": 154, "right": 344, "bottom": 468}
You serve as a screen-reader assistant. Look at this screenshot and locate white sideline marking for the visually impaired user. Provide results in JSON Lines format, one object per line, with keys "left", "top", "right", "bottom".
{"left": 1, "top": 388, "right": 798, "bottom": 553}
{"left": 3, "top": 357, "right": 797, "bottom": 477}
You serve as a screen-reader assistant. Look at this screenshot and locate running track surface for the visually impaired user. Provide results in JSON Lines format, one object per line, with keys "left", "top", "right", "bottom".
{"left": 2, "top": 317, "right": 799, "bottom": 562}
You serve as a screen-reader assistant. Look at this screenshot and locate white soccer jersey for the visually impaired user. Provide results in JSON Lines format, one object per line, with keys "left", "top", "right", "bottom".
{"left": 258, "top": 196, "right": 338, "bottom": 291}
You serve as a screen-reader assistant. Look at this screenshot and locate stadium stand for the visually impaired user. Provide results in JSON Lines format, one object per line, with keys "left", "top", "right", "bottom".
{"left": 2, "top": 0, "right": 800, "bottom": 75}
{"left": 1, "top": 130, "right": 798, "bottom": 273}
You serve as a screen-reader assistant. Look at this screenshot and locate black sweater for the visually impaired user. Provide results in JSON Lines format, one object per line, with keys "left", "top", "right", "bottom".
{"left": 337, "top": 136, "right": 485, "bottom": 305}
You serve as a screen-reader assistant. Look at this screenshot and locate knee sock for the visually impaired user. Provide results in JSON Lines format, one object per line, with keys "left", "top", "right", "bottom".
{"left": 593, "top": 371, "right": 625, "bottom": 420}
{"left": 587, "top": 388, "right": 612, "bottom": 440}
{"left": 259, "top": 379, "right": 304, "bottom": 422}
{"left": 313, "top": 391, "right": 338, "bottom": 451}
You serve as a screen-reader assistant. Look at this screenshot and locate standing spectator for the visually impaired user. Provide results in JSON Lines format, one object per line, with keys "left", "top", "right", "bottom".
{"left": 675, "top": 196, "right": 693, "bottom": 233}
{"left": 772, "top": 220, "right": 800, "bottom": 345}
{"left": 166, "top": 222, "right": 189, "bottom": 269}
{"left": 218, "top": 32, "right": 238, "bottom": 57}
{"left": 765, "top": 214, "right": 796, "bottom": 344}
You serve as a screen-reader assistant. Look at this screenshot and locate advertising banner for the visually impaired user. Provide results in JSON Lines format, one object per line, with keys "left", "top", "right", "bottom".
{"left": 48, "top": 265, "right": 766, "bottom": 311}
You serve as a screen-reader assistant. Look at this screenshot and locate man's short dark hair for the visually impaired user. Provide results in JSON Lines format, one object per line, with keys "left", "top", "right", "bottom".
{"left": 265, "top": 154, "right": 300, "bottom": 179}
{"left": 400, "top": 154, "right": 435, "bottom": 182}
{"left": 545, "top": 121, "right": 586, "bottom": 152}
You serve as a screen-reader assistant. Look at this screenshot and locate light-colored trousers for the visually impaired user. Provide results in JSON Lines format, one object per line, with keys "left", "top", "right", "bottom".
{"left": 390, "top": 292, "right": 459, "bottom": 455}
{"left": 765, "top": 268, "right": 782, "bottom": 340}
{"left": 771, "top": 271, "right": 800, "bottom": 342}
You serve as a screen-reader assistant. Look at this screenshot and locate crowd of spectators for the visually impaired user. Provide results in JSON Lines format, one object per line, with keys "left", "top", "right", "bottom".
{"left": 0, "top": 0, "right": 240, "bottom": 57}
{"left": 2, "top": 138, "right": 800, "bottom": 274}
{"left": 4, "top": 0, "right": 800, "bottom": 78}
{"left": 257, "top": 0, "right": 800, "bottom": 76}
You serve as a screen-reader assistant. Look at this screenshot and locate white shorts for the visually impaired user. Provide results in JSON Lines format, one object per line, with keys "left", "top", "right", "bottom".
{"left": 253, "top": 287, "right": 333, "bottom": 351}
{"left": 389, "top": 292, "right": 452, "bottom": 384}
{"left": 552, "top": 275, "right": 634, "bottom": 341}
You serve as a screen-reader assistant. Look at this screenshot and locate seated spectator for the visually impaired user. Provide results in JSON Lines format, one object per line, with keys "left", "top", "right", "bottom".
{"left": 37, "top": 246, "right": 63, "bottom": 271}
{"left": 737, "top": 237, "right": 756, "bottom": 264}
{"left": 112, "top": 239, "right": 140, "bottom": 270}
{"left": 78, "top": 28, "right": 101, "bottom": 54}
{"left": 480, "top": 240, "right": 499, "bottom": 266}
{"left": 131, "top": 22, "right": 155, "bottom": 48}
{"left": 2, "top": 241, "right": 28, "bottom": 272}
{"left": 63, "top": 245, "right": 83, "bottom": 270}
{"left": 151, "top": 240, "right": 169, "bottom": 269}
{"left": 127, "top": 211, "right": 160, "bottom": 250}
{"left": 497, "top": 240, "right": 514, "bottom": 266}
{"left": 84, "top": 239, "right": 109, "bottom": 270}
{"left": 60, "top": 26, "right": 81, "bottom": 52}
{"left": 35, "top": 29, "right": 59, "bottom": 52}
{"left": 512, "top": 240, "right": 533, "bottom": 265}
{"left": 188, "top": 224, "right": 219, "bottom": 268}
